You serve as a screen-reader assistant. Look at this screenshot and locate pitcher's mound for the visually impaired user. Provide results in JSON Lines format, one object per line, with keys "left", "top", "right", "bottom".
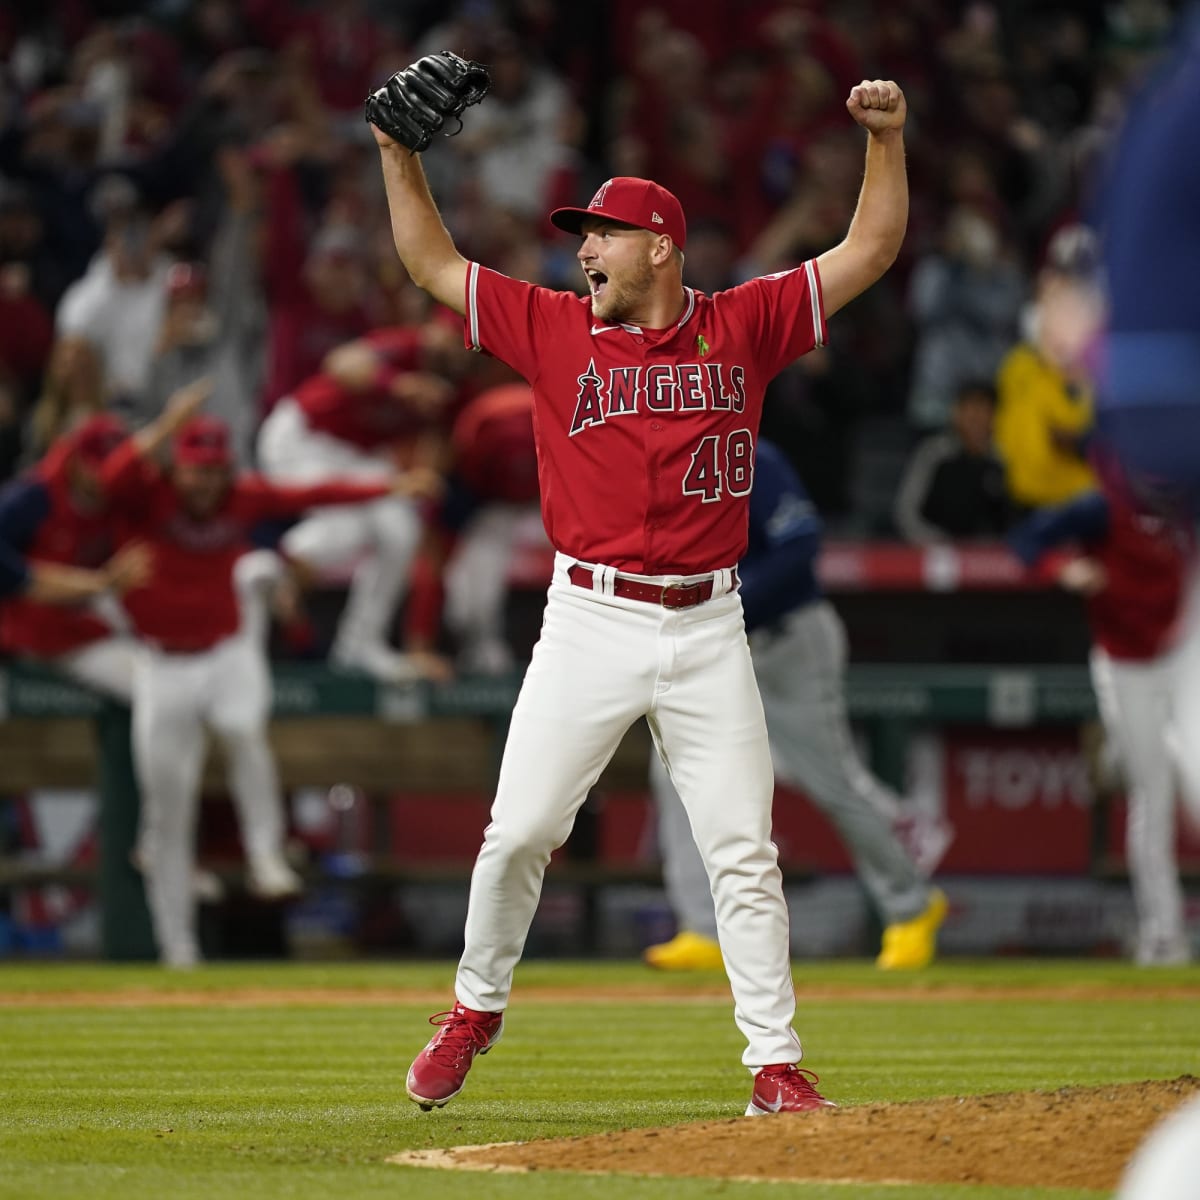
{"left": 390, "top": 1075, "right": 1199, "bottom": 1191}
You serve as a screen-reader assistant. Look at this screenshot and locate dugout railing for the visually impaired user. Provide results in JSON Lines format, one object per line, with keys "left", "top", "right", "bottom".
{"left": 0, "top": 658, "right": 1100, "bottom": 960}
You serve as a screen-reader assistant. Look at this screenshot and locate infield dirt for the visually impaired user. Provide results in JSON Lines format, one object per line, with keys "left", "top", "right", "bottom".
{"left": 392, "top": 1075, "right": 1200, "bottom": 1191}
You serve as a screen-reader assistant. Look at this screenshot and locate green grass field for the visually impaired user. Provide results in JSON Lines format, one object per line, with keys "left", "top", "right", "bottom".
{"left": 1, "top": 959, "right": 1196, "bottom": 1200}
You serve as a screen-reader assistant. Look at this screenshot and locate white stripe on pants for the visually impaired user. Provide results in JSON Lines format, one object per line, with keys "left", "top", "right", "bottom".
{"left": 455, "top": 554, "right": 801, "bottom": 1069}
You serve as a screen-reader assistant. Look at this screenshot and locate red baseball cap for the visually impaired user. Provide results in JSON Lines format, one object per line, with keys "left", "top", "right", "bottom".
{"left": 175, "top": 415, "right": 232, "bottom": 468}
{"left": 550, "top": 177, "right": 687, "bottom": 250}
{"left": 72, "top": 413, "right": 126, "bottom": 468}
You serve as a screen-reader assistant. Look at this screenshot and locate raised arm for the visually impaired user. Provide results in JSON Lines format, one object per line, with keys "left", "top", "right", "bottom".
{"left": 369, "top": 137, "right": 469, "bottom": 316}
{"left": 129, "top": 377, "right": 212, "bottom": 460}
{"left": 99, "top": 378, "right": 212, "bottom": 502}
{"left": 816, "top": 80, "right": 909, "bottom": 319}
{"left": 365, "top": 54, "right": 492, "bottom": 316}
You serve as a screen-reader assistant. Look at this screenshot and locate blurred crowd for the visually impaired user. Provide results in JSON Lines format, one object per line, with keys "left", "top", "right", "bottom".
{"left": 0, "top": 0, "right": 1186, "bottom": 658}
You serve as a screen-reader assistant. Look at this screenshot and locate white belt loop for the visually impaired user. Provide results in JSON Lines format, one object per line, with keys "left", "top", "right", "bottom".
{"left": 714, "top": 567, "right": 731, "bottom": 596}
{"left": 592, "top": 563, "right": 616, "bottom": 596}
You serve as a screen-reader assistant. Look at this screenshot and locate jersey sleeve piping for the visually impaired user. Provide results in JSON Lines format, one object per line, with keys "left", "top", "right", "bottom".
{"left": 465, "top": 261, "right": 482, "bottom": 353}
{"left": 805, "top": 259, "right": 827, "bottom": 348}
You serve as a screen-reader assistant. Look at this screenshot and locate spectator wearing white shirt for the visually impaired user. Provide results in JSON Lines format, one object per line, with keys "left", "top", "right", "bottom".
{"left": 54, "top": 181, "right": 173, "bottom": 421}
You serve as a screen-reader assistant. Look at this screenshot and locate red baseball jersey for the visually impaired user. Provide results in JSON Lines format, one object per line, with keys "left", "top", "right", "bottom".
{"left": 451, "top": 383, "right": 539, "bottom": 504}
{"left": 293, "top": 327, "right": 435, "bottom": 450}
{"left": 0, "top": 439, "right": 117, "bottom": 658}
{"left": 462, "top": 263, "right": 827, "bottom": 573}
{"left": 1012, "top": 481, "right": 1195, "bottom": 660}
{"left": 101, "top": 442, "right": 391, "bottom": 652}
{"left": 1089, "top": 493, "right": 1194, "bottom": 661}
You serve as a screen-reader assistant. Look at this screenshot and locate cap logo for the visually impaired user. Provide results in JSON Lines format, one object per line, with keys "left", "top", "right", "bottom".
{"left": 588, "top": 180, "right": 613, "bottom": 209}
{"left": 651, "top": 212, "right": 664, "bottom": 224}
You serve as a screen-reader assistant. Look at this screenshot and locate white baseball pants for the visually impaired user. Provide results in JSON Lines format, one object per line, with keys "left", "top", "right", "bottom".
{"left": 1089, "top": 645, "right": 1192, "bottom": 961}
{"left": 653, "top": 600, "right": 932, "bottom": 939}
{"left": 1168, "top": 563, "right": 1200, "bottom": 824}
{"left": 456, "top": 553, "right": 802, "bottom": 1069}
{"left": 133, "top": 553, "right": 288, "bottom": 966}
{"left": 55, "top": 636, "right": 136, "bottom": 703}
{"left": 257, "top": 398, "right": 421, "bottom": 655}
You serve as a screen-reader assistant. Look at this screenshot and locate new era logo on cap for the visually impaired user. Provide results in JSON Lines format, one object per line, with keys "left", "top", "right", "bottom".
{"left": 550, "top": 177, "right": 687, "bottom": 250}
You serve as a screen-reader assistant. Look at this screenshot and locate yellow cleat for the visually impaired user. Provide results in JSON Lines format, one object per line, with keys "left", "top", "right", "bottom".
{"left": 643, "top": 930, "right": 725, "bottom": 971}
{"left": 876, "top": 888, "right": 948, "bottom": 970}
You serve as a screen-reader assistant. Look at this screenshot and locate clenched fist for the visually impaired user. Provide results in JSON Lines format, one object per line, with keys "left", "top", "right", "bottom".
{"left": 846, "top": 80, "right": 906, "bottom": 135}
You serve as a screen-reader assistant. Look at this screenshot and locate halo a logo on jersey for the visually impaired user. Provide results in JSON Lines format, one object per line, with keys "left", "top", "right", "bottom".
{"left": 569, "top": 359, "right": 746, "bottom": 435}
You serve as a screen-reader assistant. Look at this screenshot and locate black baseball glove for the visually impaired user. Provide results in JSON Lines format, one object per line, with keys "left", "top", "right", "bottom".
{"left": 364, "top": 52, "right": 491, "bottom": 153}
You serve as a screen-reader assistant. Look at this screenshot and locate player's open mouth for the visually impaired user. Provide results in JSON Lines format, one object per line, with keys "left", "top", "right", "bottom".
{"left": 585, "top": 269, "right": 608, "bottom": 298}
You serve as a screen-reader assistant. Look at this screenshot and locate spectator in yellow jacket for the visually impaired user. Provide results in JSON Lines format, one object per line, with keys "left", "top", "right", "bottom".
{"left": 994, "top": 226, "right": 1100, "bottom": 509}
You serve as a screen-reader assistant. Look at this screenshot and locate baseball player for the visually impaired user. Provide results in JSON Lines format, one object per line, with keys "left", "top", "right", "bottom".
{"left": 1096, "top": 6, "right": 1200, "bottom": 509}
{"left": 442, "top": 381, "right": 542, "bottom": 674}
{"left": 645, "top": 439, "right": 948, "bottom": 973}
{"left": 257, "top": 324, "right": 460, "bottom": 683}
{"left": 1009, "top": 460, "right": 1198, "bottom": 965}
{"left": 0, "top": 409, "right": 313, "bottom": 908}
{"left": 1093, "top": 6, "right": 1200, "bottom": 827}
{"left": 366, "top": 54, "right": 908, "bottom": 1115}
{"left": 0, "top": 413, "right": 146, "bottom": 700}
{"left": 100, "top": 392, "right": 441, "bottom": 967}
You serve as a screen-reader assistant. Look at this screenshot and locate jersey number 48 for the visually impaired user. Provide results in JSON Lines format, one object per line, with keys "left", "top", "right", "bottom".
{"left": 683, "top": 429, "right": 755, "bottom": 503}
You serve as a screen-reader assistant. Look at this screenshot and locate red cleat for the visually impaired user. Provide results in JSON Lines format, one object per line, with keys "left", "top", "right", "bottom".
{"left": 406, "top": 1002, "right": 504, "bottom": 1110}
{"left": 746, "top": 1065, "right": 838, "bottom": 1115}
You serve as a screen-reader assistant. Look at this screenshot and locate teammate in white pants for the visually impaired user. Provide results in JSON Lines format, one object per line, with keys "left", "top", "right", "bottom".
{"left": 257, "top": 326, "right": 457, "bottom": 683}
{"left": 100, "top": 390, "right": 440, "bottom": 966}
{"left": 1010, "top": 463, "right": 1198, "bottom": 964}
{"left": 1093, "top": 11, "right": 1200, "bottom": 878}
{"left": 367, "top": 54, "right": 909, "bottom": 1115}
{"left": 645, "top": 441, "right": 948, "bottom": 972}
{"left": 0, "top": 410, "right": 295, "bottom": 906}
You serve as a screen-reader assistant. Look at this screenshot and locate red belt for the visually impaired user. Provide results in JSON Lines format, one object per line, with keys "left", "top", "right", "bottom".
{"left": 567, "top": 563, "right": 737, "bottom": 610}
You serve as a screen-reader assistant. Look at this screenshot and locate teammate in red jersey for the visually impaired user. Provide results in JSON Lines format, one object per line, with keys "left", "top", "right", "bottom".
{"left": 257, "top": 322, "right": 464, "bottom": 683}
{"left": 441, "top": 382, "right": 543, "bottom": 674}
{"left": 1010, "top": 459, "right": 1199, "bottom": 965}
{"left": 101, "top": 385, "right": 441, "bottom": 967}
{"left": 0, "top": 414, "right": 148, "bottom": 698}
{"left": 369, "top": 64, "right": 908, "bottom": 1114}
